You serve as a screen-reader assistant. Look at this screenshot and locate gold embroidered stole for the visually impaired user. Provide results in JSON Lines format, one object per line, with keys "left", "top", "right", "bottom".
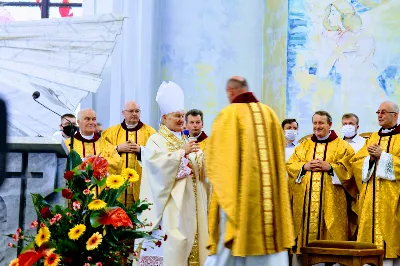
{"left": 248, "top": 102, "right": 276, "bottom": 250}
{"left": 306, "top": 143, "right": 327, "bottom": 243}
{"left": 158, "top": 125, "right": 200, "bottom": 265}
{"left": 374, "top": 136, "right": 390, "bottom": 250}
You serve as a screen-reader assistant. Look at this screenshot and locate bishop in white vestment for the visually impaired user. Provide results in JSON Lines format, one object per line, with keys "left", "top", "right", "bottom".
{"left": 138, "top": 81, "right": 210, "bottom": 266}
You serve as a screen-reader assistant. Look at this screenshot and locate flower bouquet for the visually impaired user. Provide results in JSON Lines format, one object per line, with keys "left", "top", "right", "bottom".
{"left": 6, "top": 150, "right": 161, "bottom": 266}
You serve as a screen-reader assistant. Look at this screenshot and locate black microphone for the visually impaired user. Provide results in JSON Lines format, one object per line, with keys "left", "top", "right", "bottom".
{"left": 31, "top": 91, "right": 76, "bottom": 130}
{"left": 32, "top": 91, "right": 40, "bottom": 100}
{"left": 31, "top": 91, "right": 77, "bottom": 164}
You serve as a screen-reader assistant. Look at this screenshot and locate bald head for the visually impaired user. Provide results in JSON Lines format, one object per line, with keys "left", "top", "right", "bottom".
{"left": 377, "top": 101, "right": 399, "bottom": 128}
{"left": 77, "top": 109, "right": 97, "bottom": 135}
{"left": 226, "top": 76, "right": 249, "bottom": 103}
{"left": 122, "top": 101, "right": 141, "bottom": 125}
{"left": 124, "top": 101, "right": 140, "bottom": 111}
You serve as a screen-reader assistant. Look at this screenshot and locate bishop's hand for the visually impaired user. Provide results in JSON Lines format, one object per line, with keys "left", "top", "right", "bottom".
{"left": 183, "top": 140, "right": 198, "bottom": 155}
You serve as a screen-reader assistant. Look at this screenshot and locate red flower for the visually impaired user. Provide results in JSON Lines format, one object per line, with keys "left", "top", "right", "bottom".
{"left": 40, "top": 206, "right": 52, "bottom": 218}
{"left": 30, "top": 220, "right": 38, "bottom": 228}
{"left": 96, "top": 263, "right": 102, "bottom": 266}
{"left": 87, "top": 256, "right": 92, "bottom": 261}
{"left": 62, "top": 188, "right": 73, "bottom": 199}
{"left": 158, "top": 225, "right": 162, "bottom": 230}
{"left": 164, "top": 234, "right": 168, "bottom": 241}
{"left": 64, "top": 171, "right": 74, "bottom": 180}
{"left": 80, "top": 156, "right": 108, "bottom": 180}
{"left": 155, "top": 240, "right": 162, "bottom": 247}
{"left": 8, "top": 242, "right": 13, "bottom": 248}
{"left": 98, "top": 207, "right": 133, "bottom": 228}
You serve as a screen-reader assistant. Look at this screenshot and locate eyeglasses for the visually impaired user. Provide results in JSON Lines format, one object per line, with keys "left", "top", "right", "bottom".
{"left": 124, "top": 109, "right": 140, "bottom": 114}
{"left": 376, "top": 111, "right": 398, "bottom": 115}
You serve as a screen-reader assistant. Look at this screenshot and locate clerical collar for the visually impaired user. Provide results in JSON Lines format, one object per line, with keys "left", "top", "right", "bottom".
{"left": 192, "top": 132, "right": 202, "bottom": 139}
{"left": 378, "top": 124, "right": 400, "bottom": 136}
{"left": 311, "top": 130, "right": 338, "bottom": 143}
{"left": 80, "top": 132, "right": 94, "bottom": 140}
{"left": 126, "top": 122, "right": 138, "bottom": 129}
{"left": 74, "top": 131, "right": 100, "bottom": 143}
{"left": 121, "top": 120, "right": 144, "bottom": 132}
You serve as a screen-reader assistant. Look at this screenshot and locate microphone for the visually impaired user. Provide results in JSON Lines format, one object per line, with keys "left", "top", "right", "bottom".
{"left": 31, "top": 91, "right": 76, "bottom": 129}
{"left": 32, "top": 91, "right": 40, "bottom": 100}
{"left": 31, "top": 91, "right": 77, "bottom": 160}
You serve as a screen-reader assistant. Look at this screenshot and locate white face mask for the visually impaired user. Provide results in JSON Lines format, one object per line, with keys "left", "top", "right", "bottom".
{"left": 342, "top": 125, "right": 356, "bottom": 138}
{"left": 285, "top": 130, "right": 298, "bottom": 141}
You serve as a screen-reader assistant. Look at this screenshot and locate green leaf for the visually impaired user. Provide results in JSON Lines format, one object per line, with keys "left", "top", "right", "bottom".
{"left": 21, "top": 241, "right": 35, "bottom": 253}
{"left": 112, "top": 229, "right": 152, "bottom": 243}
{"left": 66, "top": 149, "right": 82, "bottom": 171}
{"left": 31, "top": 194, "right": 50, "bottom": 216}
{"left": 90, "top": 210, "right": 105, "bottom": 228}
{"left": 53, "top": 188, "right": 63, "bottom": 193}
{"left": 95, "top": 178, "right": 107, "bottom": 188}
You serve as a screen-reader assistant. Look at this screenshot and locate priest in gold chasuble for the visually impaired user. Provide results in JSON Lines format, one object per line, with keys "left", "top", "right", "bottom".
{"left": 65, "top": 109, "right": 122, "bottom": 175}
{"left": 138, "top": 81, "right": 209, "bottom": 266}
{"left": 287, "top": 111, "right": 357, "bottom": 256}
{"left": 102, "top": 101, "right": 156, "bottom": 206}
{"left": 204, "top": 76, "right": 294, "bottom": 266}
{"left": 352, "top": 101, "right": 400, "bottom": 265}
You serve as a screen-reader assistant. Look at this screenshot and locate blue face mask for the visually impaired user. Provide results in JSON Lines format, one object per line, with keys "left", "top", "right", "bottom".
{"left": 285, "top": 130, "right": 298, "bottom": 141}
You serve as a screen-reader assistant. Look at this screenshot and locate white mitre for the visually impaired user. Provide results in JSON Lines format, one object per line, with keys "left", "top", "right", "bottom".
{"left": 156, "top": 81, "right": 184, "bottom": 115}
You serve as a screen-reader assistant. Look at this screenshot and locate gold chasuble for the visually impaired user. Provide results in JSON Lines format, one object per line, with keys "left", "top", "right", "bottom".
{"left": 287, "top": 131, "right": 356, "bottom": 254}
{"left": 205, "top": 92, "right": 294, "bottom": 257}
{"left": 352, "top": 125, "right": 400, "bottom": 258}
{"left": 138, "top": 125, "right": 209, "bottom": 266}
{"left": 65, "top": 132, "right": 122, "bottom": 175}
{"left": 102, "top": 120, "right": 155, "bottom": 206}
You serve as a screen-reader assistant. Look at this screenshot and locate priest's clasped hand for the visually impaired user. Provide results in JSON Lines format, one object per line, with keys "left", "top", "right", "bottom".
{"left": 304, "top": 159, "right": 331, "bottom": 172}
{"left": 367, "top": 144, "right": 382, "bottom": 160}
{"left": 183, "top": 140, "right": 199, "bottom": 155}
{"left": 117, "top": 140, "right": 141, "bottom": 153}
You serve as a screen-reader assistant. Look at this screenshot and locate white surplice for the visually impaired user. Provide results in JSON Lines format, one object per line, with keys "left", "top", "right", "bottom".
{"left": 204, "top": 209, "right": 289, "bottom": 266}
{"left": 137, "top": 125, "right": 209, "bottom": 266}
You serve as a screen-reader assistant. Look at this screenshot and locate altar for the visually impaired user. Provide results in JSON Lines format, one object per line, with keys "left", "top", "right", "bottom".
{"left": 0, "top": 137, "right": 68, "bottom": 264}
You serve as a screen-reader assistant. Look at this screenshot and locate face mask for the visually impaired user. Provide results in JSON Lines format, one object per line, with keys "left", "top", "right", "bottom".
{"left": 342, "top": 125, "right": 356, "bottom": 138}
{"left": 62, "top": 125, "right": 78, "bottom": 137}
{"left": 285, "top": 130, "right": 298, "bottom": 141}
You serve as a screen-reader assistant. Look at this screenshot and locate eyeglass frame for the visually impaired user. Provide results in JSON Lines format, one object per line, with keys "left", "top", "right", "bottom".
{"left": 376, "top": 110, "right": 398, "bottom": 115}
{"left": 123, "top": 109, "right": 141, "bottom": 114}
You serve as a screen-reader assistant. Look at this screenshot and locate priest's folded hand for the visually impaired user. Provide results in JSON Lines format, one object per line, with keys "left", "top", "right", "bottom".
{"left": 117, "top": 141, "right": 137, "bottom": 153}
{"left": 367, "top": 144, "right": 382, "bottom": 159}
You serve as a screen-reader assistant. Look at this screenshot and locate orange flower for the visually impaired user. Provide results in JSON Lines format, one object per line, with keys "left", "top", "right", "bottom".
{"left": 86, "top": 232, "right": 103, "bottom": 250}
{"left": 44, "top": 249, "right": 61, "bottom": 266}
{"left": 9, "top": 258, "right": 18, "bottom": 266}
{"left": 80, "top": 156, "right": 108, "bottom": 180}
{"left": 98, "top": 207, "right": 133, "bottom": 228}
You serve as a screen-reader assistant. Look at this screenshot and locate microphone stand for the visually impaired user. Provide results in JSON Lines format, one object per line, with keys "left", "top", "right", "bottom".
{"left": 33, "top": 99, "right": 76, "bottom": 170}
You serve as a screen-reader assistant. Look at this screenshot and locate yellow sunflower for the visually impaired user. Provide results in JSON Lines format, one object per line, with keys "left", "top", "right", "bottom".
{"left": 44, "top": 249, "right": 61, "bottom": 266}
{"left": 35, "top": 226, "right": 50, "bottom": 247}
{"left": 88, "top": 199, "right": 107, "bottom": 211}
{"left": 121, "top": 168, "right": 139, "bottom": 183}
{"left": 68, "top": 224, "right": 86, "bottom": 240}
{"left": 86, "top": 232, "right": 103, "bottom": 250}
{"left": 9, "top": 258, "right": 19, "bottom": 266}
{"left": 106, "top": 175, "right": 124, "bottom": 189}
